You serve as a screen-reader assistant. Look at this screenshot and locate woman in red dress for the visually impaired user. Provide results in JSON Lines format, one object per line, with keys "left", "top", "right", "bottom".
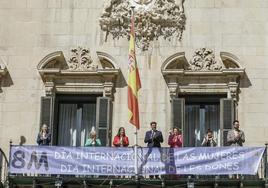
{"left": 113, "top": 127, "right": 129, "bottom": 147}
{"left": 168, "top": 127, "right": 183, "bottom": 148}
{"left": 168, "top": 127, "right": 183, "bottom": 179}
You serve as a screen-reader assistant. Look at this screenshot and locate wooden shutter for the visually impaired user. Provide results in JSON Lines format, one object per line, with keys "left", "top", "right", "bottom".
{"left": 40, "top": 96, "right": 54, "bottom": 143}
{"left": 96, "top": 97, "right": 112, "bottom": 146}
{"left": 40, "top": 96, "right": 54, "bottom": 128}
{"left": 0, "top": 150, "right": 2, "bottom": 170}
{"left": 171, "top": 98, "right": 185, "bottom": 145}
{"left": 220, "top": 98, "right": 235, "bottom": 146}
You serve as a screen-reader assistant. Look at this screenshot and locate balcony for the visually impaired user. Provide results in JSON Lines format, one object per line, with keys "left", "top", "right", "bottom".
{"left": 1, "top": 145, "right": 268, "bottom": 188}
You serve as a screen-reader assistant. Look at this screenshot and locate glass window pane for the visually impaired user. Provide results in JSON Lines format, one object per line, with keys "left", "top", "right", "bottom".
{"left": 184, "top": 98, "right": 221, "bottom": 147}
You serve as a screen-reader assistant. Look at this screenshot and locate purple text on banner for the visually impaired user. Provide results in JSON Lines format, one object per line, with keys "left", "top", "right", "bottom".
{"left": 9, "top": 146, "right": 265, "bottom": 175}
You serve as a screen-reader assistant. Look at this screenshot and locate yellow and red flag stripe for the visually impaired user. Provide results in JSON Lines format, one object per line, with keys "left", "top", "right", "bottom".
{"left": 128, "top": 14, "right": 141, "bottom": 129}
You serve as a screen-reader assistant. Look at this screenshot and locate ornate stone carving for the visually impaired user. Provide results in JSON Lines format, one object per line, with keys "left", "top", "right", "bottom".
{"left": 104, "top": 82, "right": 114, "bottom": 97}
{"left": 38, "top": 51, "right": 120, "bottom": 99}
{"left": 162, "top": 51, "right": 245, "bottom": 99}
{"left": 189, "top": 48, "right": 222, "bottom": 71}
{"left": 99, "top": 0, "right": 186, "bottom": 51}
{"left": 228, "top": 81, "right": 239, "bottom": 101}
{"left": 68, "top": 47, "right": 97, "bottom": 71}
{"left": 45, "top": 81, "right": 55, "bottom": 96}
{"left": 167, "top": 82, "right": 178, "bottom": 98}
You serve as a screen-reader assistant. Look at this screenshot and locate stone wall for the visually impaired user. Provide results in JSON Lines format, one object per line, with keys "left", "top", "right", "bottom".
{"left": 1, "top": 0, "right": 268, "bottom": 155}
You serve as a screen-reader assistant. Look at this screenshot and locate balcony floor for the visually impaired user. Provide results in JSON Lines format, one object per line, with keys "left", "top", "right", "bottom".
{"left": 7, "top": 175, "right": 268, "bottom": 188}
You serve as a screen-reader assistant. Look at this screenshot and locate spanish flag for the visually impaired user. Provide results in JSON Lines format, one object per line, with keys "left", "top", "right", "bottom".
{"left": 128, "top": 13, "right": 141, "bottom": 129}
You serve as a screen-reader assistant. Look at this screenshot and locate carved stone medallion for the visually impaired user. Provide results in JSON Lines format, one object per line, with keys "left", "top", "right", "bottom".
{"left": 68, "top": 47, "right": 97, "bottom": 71}
{"left": 189, "top": 48, "right": 222, "bottom": 71}
{"left": 99, "top": 0, "right": 186, "bottom": 51}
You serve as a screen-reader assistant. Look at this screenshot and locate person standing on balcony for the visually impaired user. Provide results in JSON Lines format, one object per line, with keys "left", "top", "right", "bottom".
{"left": 168, "top": 127, "right": 183, "bottom": 148}
{"left": 113, "top": 127, "right": 129, "bottom": 147}
{"left": 144, "top": 121, "right": 163, "bottom": 179}
{"left": 201, "top": 129, "right": 217, "bottom": 147}
{"left": 227, "top": 120, "right": 245, "bottom": 146}
{"left": 144, "top": 121, "right": 163, "bottom": 148}
{"left": 37, "top": 124, "right": 51, "bottom": 146}
{"left": 168, "top": 127, "right": 183, "bottom": 179}
{"left": 85, "top": 127, "right": 102, "bottom": 147}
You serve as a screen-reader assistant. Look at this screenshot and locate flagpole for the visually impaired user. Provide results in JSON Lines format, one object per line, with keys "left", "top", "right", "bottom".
{"left": 134, "top": 128, "right": 138, "bottom": 181}
{"left": 130, "top": 5, "right": 139, "bottom": 181}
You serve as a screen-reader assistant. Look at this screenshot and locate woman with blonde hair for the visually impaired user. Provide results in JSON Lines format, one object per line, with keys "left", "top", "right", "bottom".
{"left": 37, "top": 124, "right": 51, "bottom": 146}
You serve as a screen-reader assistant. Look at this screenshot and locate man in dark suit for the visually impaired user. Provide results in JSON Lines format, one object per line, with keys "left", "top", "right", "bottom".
{"left": 144, "top": 121, "right": 163, "bottom": 147}
{"left": 143, "top": 121, "right": 163, "bottom": 179}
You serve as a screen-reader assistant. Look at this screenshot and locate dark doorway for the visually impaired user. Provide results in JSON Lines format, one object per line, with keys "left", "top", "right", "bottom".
{"left": 182, "top": 95, "right": 226, "bottom": 147}
{"left": 54, "top": 94, "right": 99, "bottom": 146}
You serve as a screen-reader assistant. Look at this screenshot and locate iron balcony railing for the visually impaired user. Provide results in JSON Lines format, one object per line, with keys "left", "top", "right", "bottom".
{"left": 2, "top": 144, "right": 268, "bottom": 188}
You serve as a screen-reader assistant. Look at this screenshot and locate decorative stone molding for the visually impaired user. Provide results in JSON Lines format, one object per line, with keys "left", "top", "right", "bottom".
{"left": 44, "top": 81, "right": 55, "bottom": 96}
{"left": 220, "top": 52, "right": 243, "bottom": 69}
{"left": 167, "top": 81, "right": 179, "bottom": 98}
{"left": 96, "top": 51, "right": 119, "bottom": 69}
{"left": 38, "top": 49, "right": 120, "bottom": 98}
{"left": 228, "top": 81, "right": 239, "bottom": 99}
{"left": 189, "top": 48, "right": 222, "bottom": 71}
{"left": 104, "top": 82, "right": 114, "bottom": 97}
{"left": 68, "top": 47, "right": 97, "bottom": 71}
{"left": 99, "top": 0, "right": 186, "bottom": 51}
{"left": 161, "top": 49, "right": 245, "bottom": 101}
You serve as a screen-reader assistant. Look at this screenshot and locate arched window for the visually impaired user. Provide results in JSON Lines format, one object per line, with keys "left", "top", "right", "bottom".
{"left": 37, "top": 48, "right": 120, "bottom": 146}
{"left": 162, "top": 48, "right": 245, "bottom": 146}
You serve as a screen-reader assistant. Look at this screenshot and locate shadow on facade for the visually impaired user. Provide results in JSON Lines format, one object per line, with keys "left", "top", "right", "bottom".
{"left": 0, "top": 72, "right": 13, "bottom": 92}
{"left": 115, "top": 71, "right": 127, "bottom": 89}
{"left": 19, "top": 136, "right": 26, "bottom": 146}
{"left": 240, "top": 72, "right": 252, "bottom": 88}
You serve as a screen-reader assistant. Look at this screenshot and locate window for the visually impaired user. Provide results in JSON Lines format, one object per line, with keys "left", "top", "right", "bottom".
{"left": 40, "top": 95, "right": 113, "bottom": 147}
{"left": 162, "top": 50, "right": 244, "bottom": 146}
{"left": 183, "top": 95, "right": 224, "bottom": 147}
{"left": 54, "top": 94, "right": 97, "bottom": 147}
{"left": 38, "top": 50, "right": 119, "bottom": 147}
{"left": 172, "top": 95, "right": 234, "bottom": 146}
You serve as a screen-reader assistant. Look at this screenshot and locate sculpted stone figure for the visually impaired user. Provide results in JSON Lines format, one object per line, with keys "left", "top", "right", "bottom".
{"left": 99, "top": 0, "right": 186, "bottom": 50}
{"left": 174, "top": 0, "right": 184, "bottom": 13}
{"left": 189, "top": 48, "right": 223, "bottom": 71}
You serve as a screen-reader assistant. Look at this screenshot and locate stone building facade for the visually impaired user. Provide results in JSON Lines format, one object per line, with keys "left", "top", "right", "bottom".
{"left": 0, "top": 0, "right": 268, "bottom": 157}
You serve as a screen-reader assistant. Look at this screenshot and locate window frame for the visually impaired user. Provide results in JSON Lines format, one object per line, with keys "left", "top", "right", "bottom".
{"left": 53, "top": 94, "right": 100, "bottom": 146}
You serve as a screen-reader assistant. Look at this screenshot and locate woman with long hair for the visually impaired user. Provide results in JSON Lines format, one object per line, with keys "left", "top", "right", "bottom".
{"left": 37, "top": 124, "right": 51, "bottom": 146}
{"left": 113, "top": 127, "right": 129, "bottom": 147}
{"left": 168, "top": 127, "right": 183, "bottom": 148}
